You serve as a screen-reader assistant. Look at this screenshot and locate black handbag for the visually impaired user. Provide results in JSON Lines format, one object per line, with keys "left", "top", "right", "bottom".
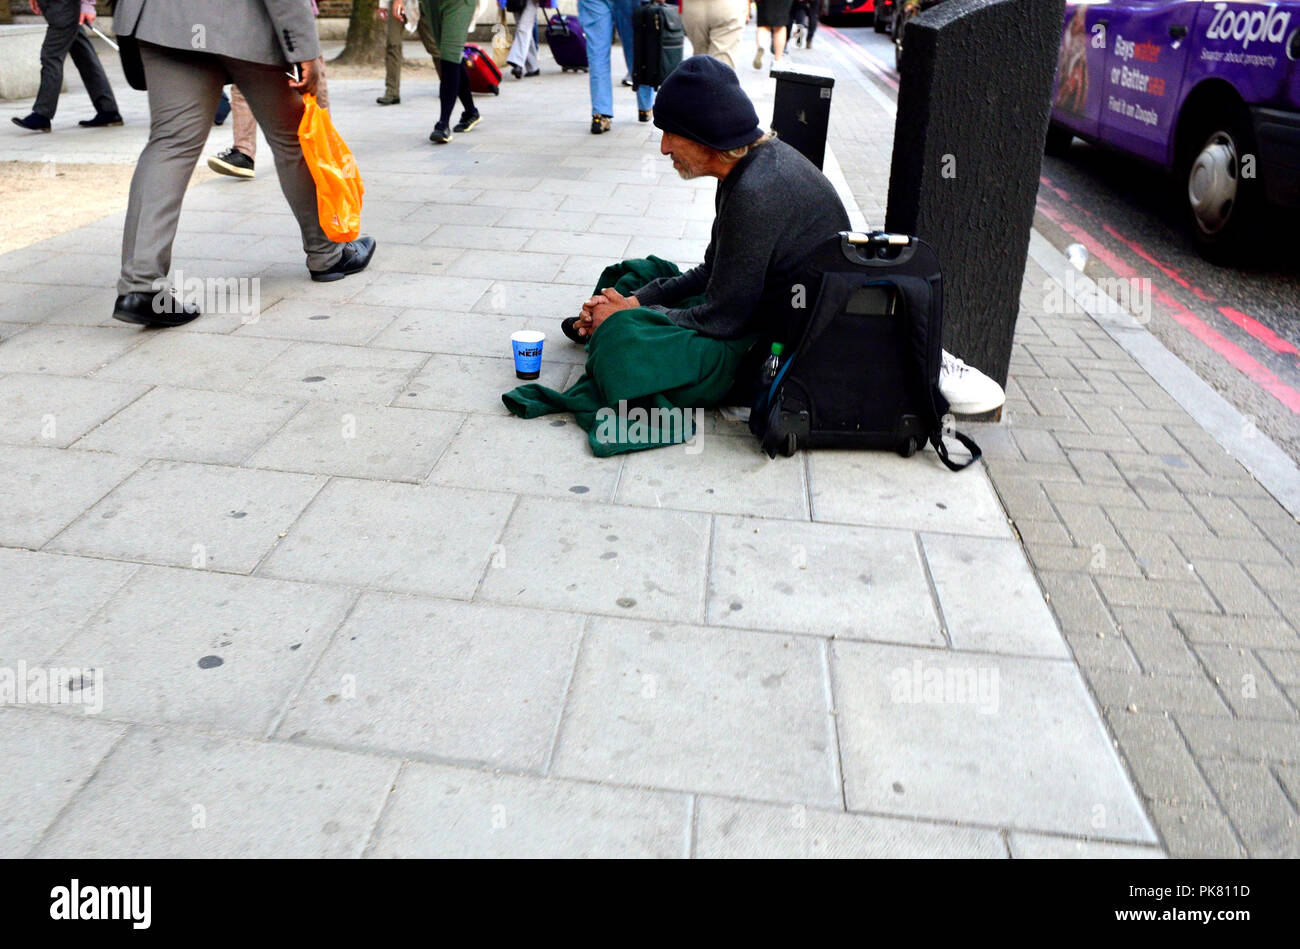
{"left": 107, "top": 0, "right": 147, "bottom": 90}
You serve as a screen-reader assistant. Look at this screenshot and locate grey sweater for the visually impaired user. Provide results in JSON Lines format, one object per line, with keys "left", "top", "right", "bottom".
{"left": 632, "top": 137, "right": 850, "bottom": 341}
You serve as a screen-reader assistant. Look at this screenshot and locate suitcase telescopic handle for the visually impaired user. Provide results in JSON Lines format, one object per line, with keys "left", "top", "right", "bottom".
{"left": 841, "top": 231, "right": 915, "bottom": 264}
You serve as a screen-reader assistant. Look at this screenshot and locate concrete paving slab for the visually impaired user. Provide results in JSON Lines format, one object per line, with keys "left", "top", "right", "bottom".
{"left": 921, "top": 533, "right": 1070, "bottom": 659}
{"left": 258, "top": 478, "right": 514, "bottom": 598}
{"left": 236, "top": 298, "right": 405, "bottom": 347}
{"left": 368, "top": 307, "right": 555, "bottom": 360}
{"left": 428, "top": 414, "right": 622, "bottom": 501}
{"left": 694, "top": 797, "right": 1007, "bottom": 858}
{"left": 369, "top": 761, "right": 689, "bottom": 858}
{"left": 477, "top": 497, "right": 710, "bottom": 623}
{"left": 809, "top": 450, "right": 1013, "bottom": 538}
{"left": 0, "top": 445, "right": 139, "bottom": 549}
{"left": 360, "top": 272, "right": 492, "bottom": 311}
{"left": 0, "top": 709, "right": 125, "bottom": 858}
{"left": 0, "top": 373, "right": 146, "bottom": 448}
{"left": 0, "top": 282, "right": 102, "bottom": 326}
{"left": 831, "top": 641, "right": 1156, "bottom": 842}
{"left": 0, "top": 548, "right": 137, "bottom": 663}
{"left": 49, "top": 566, "right": 355, "bottom": 737}
{"left": 72, "top": 385, "right": 303, "bottom": 465}
{"left": 47, "top": 460, "right": 324, "bottom": 573}
{"left": 278, "top": 594, "right": 582, "bottom": 770}
{"left": 1007, "top": 832, "right": 1166, "bottom": 859}
{"left": 707, "top": 515, "right": 942, "bottom": 645}
{"left": 616, "top": 433, "right": 810, "bottom": 519}
{"left": 0, "top": 324, "right": 144, "bottom": 376}
{"left": 251, "top": 340, "right": 428, "bottom": 404}
{"left": 30, "top": 727, "right": 398, "bottom": 859}
{"left": 245, "top": 402, "right": 462, "bottom": 483}
{"left": 551, "top": 617, "right": 840, "bottom": 806}
{"left": 399, "top": 353, "right": 572, "bottom": 415}
{"left": 94, "top": 332, "right": 292, "bottom": 391}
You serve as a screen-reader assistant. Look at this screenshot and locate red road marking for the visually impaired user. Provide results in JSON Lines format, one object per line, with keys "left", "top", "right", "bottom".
{"left": 1218, "top": 306, "right": 1300, "bottom": 357}
{"left": 1036, "top": 192, "right": 1300, "bottom": 416}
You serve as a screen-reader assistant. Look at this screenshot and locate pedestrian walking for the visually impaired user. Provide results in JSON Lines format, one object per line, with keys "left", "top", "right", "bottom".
{"left": 10, "top": 0, "right": 122, "bottom": 133}
{"left": 753, "top": 0, "right": 792, "bottom": 69}
{"left": 681, "top": 0, "right": 747, "bottom": 70}
{"left": 111, "top": 0, "right": 375, "bottom": 327}
{"left": 421, "top": 0, "right": 482, "bottom": 144}
{"left": 378, "top": 0, "right": 443, "bottom": 105}
{"left": 577, "top": 0, "right": 655, "bottom": 134}
{"left": 788, "top": 0, "right": 819, "bottom": 50}
{"left": 207, "top": 70, "right": 330, "bottom": 180}
{"left": 505, "top": 0, "right": 546, "bottom": 79}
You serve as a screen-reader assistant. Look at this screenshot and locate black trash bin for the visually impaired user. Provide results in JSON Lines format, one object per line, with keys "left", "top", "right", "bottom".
{"left": 770, "top": 62, "right": 835, "bottom": 170}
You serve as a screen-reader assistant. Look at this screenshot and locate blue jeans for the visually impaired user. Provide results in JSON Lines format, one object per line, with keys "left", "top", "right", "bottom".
{"left": 577, "top": 0, "right": 654, "bottom": 117}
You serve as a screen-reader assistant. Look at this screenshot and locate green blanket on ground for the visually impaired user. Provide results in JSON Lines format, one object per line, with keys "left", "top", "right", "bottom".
{"left": 502, "top": 258, "right": 757, "bottom": 457}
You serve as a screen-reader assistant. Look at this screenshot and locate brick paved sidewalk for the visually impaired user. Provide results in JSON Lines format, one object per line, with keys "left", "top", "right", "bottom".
{"left": 821, "top": 26, "right": 1300, "bottom": 859}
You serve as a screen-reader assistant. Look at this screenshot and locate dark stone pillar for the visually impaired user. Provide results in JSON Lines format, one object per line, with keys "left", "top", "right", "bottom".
{"left": 885, "top": 0, "right": 1064, "bottom": 391}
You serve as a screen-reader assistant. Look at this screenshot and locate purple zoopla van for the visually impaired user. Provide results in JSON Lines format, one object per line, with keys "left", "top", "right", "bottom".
{"left": 1048, "top": 1, "right": 1300, "bottom": 260}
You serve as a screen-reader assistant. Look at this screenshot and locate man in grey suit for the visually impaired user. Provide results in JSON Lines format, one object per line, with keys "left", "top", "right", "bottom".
{"left": 112, "top": 0, "right": 375, "bottom": 327}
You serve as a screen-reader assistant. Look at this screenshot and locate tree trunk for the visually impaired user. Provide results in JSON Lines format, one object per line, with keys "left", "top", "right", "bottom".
{"left": 0, "top": 4, "right": 13, "bottom": 26}
{"left": 332, "top": 0, "right": 386, "bottom": 65}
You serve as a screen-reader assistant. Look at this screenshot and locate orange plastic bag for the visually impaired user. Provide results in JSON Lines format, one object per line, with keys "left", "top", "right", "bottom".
{"left": 298, "top": 93, "right": 364, "bottom": 242}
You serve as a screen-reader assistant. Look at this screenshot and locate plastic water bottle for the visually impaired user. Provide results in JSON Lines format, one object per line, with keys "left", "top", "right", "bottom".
{"left": 761, "top": 343, "right": 784, "bottom": 387}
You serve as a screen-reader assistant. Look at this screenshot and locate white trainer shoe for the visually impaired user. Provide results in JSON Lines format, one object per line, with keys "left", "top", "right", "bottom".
{"left": 939, "top": 351, "right": 1006, "bottom": 415}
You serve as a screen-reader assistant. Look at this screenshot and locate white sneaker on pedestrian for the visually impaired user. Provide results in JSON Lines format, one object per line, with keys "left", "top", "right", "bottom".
{"left": 939, "top": 350, "right": 1005, "bottom": 415}
{"left": 753, "top": 48, "right": 764, "bottom": 69}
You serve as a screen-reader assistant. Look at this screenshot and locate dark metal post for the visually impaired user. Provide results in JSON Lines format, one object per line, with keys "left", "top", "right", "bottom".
{"left": 885, "top": 0, "right": 1064, "bottom": 394}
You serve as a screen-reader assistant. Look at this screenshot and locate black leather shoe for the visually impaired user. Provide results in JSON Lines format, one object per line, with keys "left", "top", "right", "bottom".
{"left": 11, "top": 113, "right": 51, "bottom": 132}
{"left": 79, "top": 111, "right": 123, "bottom": 128}
{"left": 112, "top": 291, "right": 201, "bottom": 328}
{"left": 510, "top": 64, "right": 523, "bottom": 79}
{"left": 376, "top": 95, "right": 401, "bottom": 105}
{"left": 309, "top": 235, "right": 376, "bottom": 282}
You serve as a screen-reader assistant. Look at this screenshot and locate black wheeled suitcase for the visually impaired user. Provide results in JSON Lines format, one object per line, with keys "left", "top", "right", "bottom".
{"left": 749, "top": 231, "right": 981, "bottom": 469}
{"left": 631, "top": 0, "right": 685, "bottom": 89}
{"left": 545, "top": 13, "right": 589, "bottom": 71}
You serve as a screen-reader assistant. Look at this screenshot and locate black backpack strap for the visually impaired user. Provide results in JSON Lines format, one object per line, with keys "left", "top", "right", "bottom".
{"left": 931, "top": 430, "right": 982, "bottom": 471}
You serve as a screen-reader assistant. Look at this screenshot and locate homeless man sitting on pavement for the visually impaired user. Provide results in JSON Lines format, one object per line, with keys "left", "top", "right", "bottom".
{"left": 501, "top": 55, "right": 1005, "bottom": 456}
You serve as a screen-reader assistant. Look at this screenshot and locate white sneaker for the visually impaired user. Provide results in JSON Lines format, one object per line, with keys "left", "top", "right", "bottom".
{"left": 753, "top": 48, "right": 764, "bottom": 70}
{"left": 939, "top": 350, "right": 1005, "bottom": 415}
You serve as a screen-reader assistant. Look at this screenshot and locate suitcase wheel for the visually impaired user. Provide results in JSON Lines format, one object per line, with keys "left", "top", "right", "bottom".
{"left": 898, "top": 437, "right": 918, "bottom": 458}
{"left": 493, "top": 88, "right": 500, "bottom": 95}
{"left": 783, "top": 433, "right": 798, "bottom": 458}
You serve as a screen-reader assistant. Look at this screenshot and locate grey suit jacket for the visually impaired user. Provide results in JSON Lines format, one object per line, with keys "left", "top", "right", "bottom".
{"left": 114, "top": 0, "right": 321, "bottom": 66}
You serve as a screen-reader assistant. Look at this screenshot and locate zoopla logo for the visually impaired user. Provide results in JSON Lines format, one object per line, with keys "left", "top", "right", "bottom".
{"left": 1205, "top": 2, "right": 1291, "bottom": 49}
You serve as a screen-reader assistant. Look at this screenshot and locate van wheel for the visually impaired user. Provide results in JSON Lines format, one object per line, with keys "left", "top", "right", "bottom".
{"left": 1181, "top": 107, "right": 1263, "bottom": 263}
{"left": 1044, "top": 123, "right": 1073, "bottom": 157}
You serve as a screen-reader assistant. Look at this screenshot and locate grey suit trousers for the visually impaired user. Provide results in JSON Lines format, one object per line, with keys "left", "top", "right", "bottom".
{"left": 118, "top": 41, "right": 342, "bottom": 295}
{"left": 34, "top": 0, "right": 118, "bottom": 119}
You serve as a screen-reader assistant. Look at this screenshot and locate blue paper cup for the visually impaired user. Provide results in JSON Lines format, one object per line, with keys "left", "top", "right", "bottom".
{"left": 511, "top": 331, "right": 546, "bottom": 379}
